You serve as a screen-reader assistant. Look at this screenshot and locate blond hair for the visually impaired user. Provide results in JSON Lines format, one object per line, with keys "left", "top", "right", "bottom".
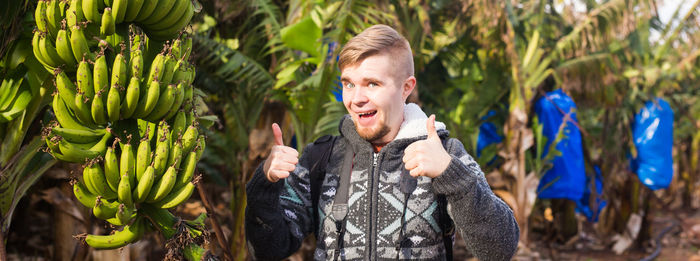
{"left": 338, "top": 25, "right": 414, "bottom": 78}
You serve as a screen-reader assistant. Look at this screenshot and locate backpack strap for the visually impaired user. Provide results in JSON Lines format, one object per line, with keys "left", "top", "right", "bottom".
{"left": 309, "top": 135, "right": 338, "bottom": 238}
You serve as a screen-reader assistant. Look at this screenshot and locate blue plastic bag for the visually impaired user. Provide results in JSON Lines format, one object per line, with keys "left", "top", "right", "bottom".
{"left": 477, "top": 110, "right": 503, "bottom": 158}
{"left": 576, "top": 166, "right": 606, "bottom": 222}
{"left": 534, "top": 89, "right": 585, "bottom": 201}
{"left": 631, "top": 98, "right": 674, "bottom": 190}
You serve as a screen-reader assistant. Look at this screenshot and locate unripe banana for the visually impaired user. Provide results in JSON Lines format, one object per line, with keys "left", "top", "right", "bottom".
{"left": 106, "top": 83, "right": 121, "bottom": 122}
{"left": 81, "top": 0, "right": 99, "bottom": 22}
{"left": 73, "top": 180, "right": 97, "bottom": 208}
{"left": 120, "top": 77, "right": 140, "bottom": 119}
{"left": 74, "top": 90, "right": 95, "bottom": 126}
{"left": 123, "top": 0, "right": 144, "bottom": 22}
{"left": 56, "top": 29, "right": 78, "bottom": 68}
{"left": 82, "top": 165, "right": 99, "bottom": 196}
{"left": 86, "top": 162, "right": 118, "bottom": 198}
{"left": 93, "top": 54, "right": 109, "bottom": 95}
{"left": 50, "top": 127, "right": 105, "bottom": 144}
{"left": 174, "top": 151, "right": 197, "bottom": 190}
{"left": 135, "top": 137, "right": 151, "bottom": 181}
{"left": 84, "top": 217, "right": 145, "bottom": 249}
{"left": 152, "top": 182, "right": 195, "bottom": 209}
{"left": 195, "top": 135, "right": 206, "bottom": 161}
{"left": 170, "top": 111, "right": 186, "bottom": 140}
{"left": 45, "top": 0, "right": 61, "bottom": 39}
{"left": 38, "top": 34, "right": 64, "bottom": 68}
{"left": 92, "top": 197, "right": 119, "bottom": 219}
{"left": 115, "top": 203, "right": 136, "bottom": 225}
{"left": 111, "top": 53, "right": 128, "bottom": 95}
{"left": 133, "top": 165, "right": 155, "bottom": 203}
{"left": 152, "top": 131, "right": 170, "bottom": 175}
{"left": 145, "top": 0, "right": 188, "bottom": 30}
{"left": 182, "top": 36, "right": 193, "bottom": 61}
{"left": 129, "top": 50, "right": 143, "bottom": 79}
{"left": 117, "top": 173, "right": 133, "bottom": 207}
{"left": 100, "top": 7, "right": 115, "bottom": 35}
{"left": 181, "top": 125, "right": 198, "bottom": 153}
{"left": 130, "top": 34, "right": 142, "bottom": 54}
{"left": 120, "top": 141, "right": 136, "bottom": 185}
{"left": 104, "top": 144, "right": 120, "bottom": 192}
{"left": 163, "top": 82, "right": 185, "bottom": 121}
{"left": 69, "top": 26, "right": 92, "bottom": 62}
{"left": 148, "top": 2, "right": 194, "bottom": 41}
{"left": 145, "top": 165, "right": 177, "bottom": 203}
{"left": 76, "top": 59, "right": 94, "bottom": 99}
{"left": 132, "top": 80, "right": 160, "bottom": 118}
{"left": 141, "top": 0, "right": 176, "bottom": 25}
{"left": 171, "top": 39, "right": 182, "bottom": 59}
{"left": 160, "top": 55, "right": 177, "bottom": 86}
{"left": 133, "top": 0, "right": 158, "bottom": 22}
{"left": 167, "top": 140, "right": 183, "bottom": 170}
{"left": 91, "top": 90, "right": 108, "bottom": 125}
{"left": 111, "top": 0, "right": 127, "bottom": 23}
{"left": 144, "top": 84, "right": 176, "bottom": 122}
{"left": 66, "top": 0, "right": 84, "bottom": 28}
{"left": 53, "top": 93, "right": 92, "bottom": 131}
{"left": 35, "top": 1, "right": 49, "bottom": 34}
{"left": 146, "top": 53, "right": 164, "bottom": 83}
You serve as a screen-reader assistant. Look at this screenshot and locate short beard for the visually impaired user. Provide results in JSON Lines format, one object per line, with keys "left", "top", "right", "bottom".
{"left": 357, "top": 123, "right": 391, "bottom": 144}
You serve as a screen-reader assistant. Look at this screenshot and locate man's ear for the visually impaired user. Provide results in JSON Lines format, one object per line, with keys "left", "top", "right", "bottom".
{"left": 402, "top": 76, "right": 416, "bottom": 101}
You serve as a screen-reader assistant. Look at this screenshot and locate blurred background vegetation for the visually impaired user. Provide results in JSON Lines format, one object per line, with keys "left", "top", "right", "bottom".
{"left": 1, "top": 0, "right": 700, "bottom": 260}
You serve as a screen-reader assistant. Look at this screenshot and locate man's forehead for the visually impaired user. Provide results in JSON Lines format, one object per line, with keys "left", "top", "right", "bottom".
{"left": 340, "top": 54, "right": 401, "bottom": 80}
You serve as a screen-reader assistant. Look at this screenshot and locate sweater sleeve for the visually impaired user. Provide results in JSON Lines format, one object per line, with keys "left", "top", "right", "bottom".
{"left": 431, "top": 138, "right": 519, "bottom": 261}
{"left": 245, "top": 145, "right": 316, "bottom": 260}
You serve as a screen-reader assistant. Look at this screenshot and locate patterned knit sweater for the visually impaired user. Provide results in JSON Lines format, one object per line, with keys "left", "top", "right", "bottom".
{"left": 245, "top": 104, "right": 519, "bottom": 260}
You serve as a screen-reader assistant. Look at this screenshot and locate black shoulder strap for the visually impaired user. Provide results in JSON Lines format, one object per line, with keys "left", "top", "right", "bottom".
{"left": 309, "top": 135, "right": 338, "bottom": 238}
{"left": 438, "top": 137, "right": 456, "bottom": 260}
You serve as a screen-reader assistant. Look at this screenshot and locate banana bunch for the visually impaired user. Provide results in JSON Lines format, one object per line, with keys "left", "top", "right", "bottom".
{"left": 70, "top": 116, "right": 205, "bottom": 249}
{"left": 0, "top": 77, "right": 33, "bottom": 123}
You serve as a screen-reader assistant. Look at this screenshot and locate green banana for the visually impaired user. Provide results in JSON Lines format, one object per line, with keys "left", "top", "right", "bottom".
{"left": 73, "top": 180, "right": 97, "bottom": 208}
{"left": 160, "top": 55, "right": 176, "bottom": 85}
{"left": 132, "top": 80, "right": 160, "bottom": 118}
{"left": 133, "top": 0, "right": 158, "bottom": 23}
{"left": 76, "top": 59, "right": 94, "bottom": 99}
{"left": 92, "top": 197, "right": 119, "bottom": 219}
{"left": 91, "top": 90, "right": 108, "bottom": 125}
{"left": 120, "top": 141, "right": 136, "bottom": 185}
{"left": 170, "top": 110, "right": 186, "bottom": 140}
{"left": 84, "top": 217, "right": 146, "bottom": 249}
{"left": 145, "top": 165, "right": 176, "bottom": 203}
{"left": 100, "top": 7, "right": 115, "bottom": 35}
{"left": 111, "top": 0, "right": 127, "bottom": 23}
{"left": 146, "top": 53, "right": 164, "bottom": 83}
{"left": 38, "top": 34, "right": 64, "bottom": 68}
{"left": 135, "top": 137, "right": 151, "bottom": 181}
{"left": 123, "top": 0, "right": 144, "bottom": 22}
{"left": 151, "top": 129, "right": 170, "bottom": 175}
{"left": 74, "top": 91, "right": 95, "bottom": 126}
{"left": 181, "top": 125, "right": 198, "bottom": 153}
{"left": 195, "top": 135, "right": 205, "bottom": 160}
{"left": 144, "top": 84, "right": 175, "bottom": 122}
{"left": 104, "top": 144, "right": 120, "bottom": 192}
{"left": 117, "top": 173, "right": 133, "bottom": 207}
{"left": 173, "top": 151, "right": 196, "bottom": 190}
{"left": 111, "top": 53, "right": 128, "bottom": 95}
{"left": 163, "top": 82, "right": 185, "bottom": 120}
{"left": 145, "top": 0, "right": 189, "bottom": 30}
{"left": 55, "top": 131, "right": 111, "bottom": 163}
{"left": 93, "top": 54, "right": 109, "bottom": 95}
{"left": 141, "top": 0, "right": 176, "bottom": 25}
{"left": 171, "top": 39, "right": 182, "bottom": 59}
{"left": 81, "top": 0, "right": 99, "bottom": 22}
{"left": 55, "top": 29, "right": 78, "bottom": 68}
{"left": 120, "top": 77, "right": 140, "bottom": 119}
{"left": 152, "top": 181, "right": 194, "bottom": 209}
{"left": 167, "top": 140, "right": 183, "bottom": 170}
{"left": 69, "top": 26, "right": 92, "bottom": 62}
{"left": 130, "top": 34, "right": 142, "bottom": 54}
{"left": 66, "top": 0, "right": 84, "bottom": 28}
{"left": 133, "top": 165, "right": 155, "bottom": 203}
{"left": 148, "top": 2, "right": 194, "bottom": 40}
{"left": 106, "top": 83, "right": 121, "bottom": 122}
{"left": 0, "top": 81, "right": 32, "bottom": 122}
{"left": 32, "top": 31, "right": 53, "bottom": 71}
{"left": 182, "top": 36, "right": 192, "bottom": 61}
{"left": 51, "top": 127, "right": 105, "bottom": 144}
{"left": 84, "top": 163, "right": 117, "bottom": 199}
{"left": 35, "top": 1, "right": 49, "bottom": 34}
{"left": 129, "top": 50, "right": 143, "bottom": 79}
{"left": 45, "top": 0, "right": 61, "bottom": 39}
{"left": 52, "top": 94, "right": 92, "bottom": 132}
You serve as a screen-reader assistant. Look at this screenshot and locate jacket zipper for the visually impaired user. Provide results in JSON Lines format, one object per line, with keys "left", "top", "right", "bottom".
{"left": 368, "top": 152, "right": 379, "bottom": 259}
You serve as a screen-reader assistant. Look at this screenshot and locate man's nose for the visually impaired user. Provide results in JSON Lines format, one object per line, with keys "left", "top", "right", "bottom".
{"left": 350, "top": 86, "right": 369, "bottom": 105}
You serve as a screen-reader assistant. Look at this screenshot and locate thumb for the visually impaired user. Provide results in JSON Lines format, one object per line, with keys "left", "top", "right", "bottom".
{"left": 426, "top": 114, "right": 438, "bottom": 139}
{"left": 272, "top": 123, "right": 284, "bottom": 145}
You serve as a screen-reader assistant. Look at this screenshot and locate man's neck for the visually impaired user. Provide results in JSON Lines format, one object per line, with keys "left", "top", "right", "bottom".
{"left": 372, "top": 142, "right": 388, "bottom": 153}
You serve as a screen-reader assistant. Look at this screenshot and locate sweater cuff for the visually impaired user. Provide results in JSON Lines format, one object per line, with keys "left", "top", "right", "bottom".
{"left": 432, "top": 156, "right": 478, "bottom": 195}
{"left": 246, "top": 162, "right": 285, "bottom": 207}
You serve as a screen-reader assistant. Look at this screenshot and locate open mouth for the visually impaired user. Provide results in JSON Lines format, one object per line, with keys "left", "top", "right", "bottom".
{"left": 358, "top": 111, "right": 377, "bottom": 118}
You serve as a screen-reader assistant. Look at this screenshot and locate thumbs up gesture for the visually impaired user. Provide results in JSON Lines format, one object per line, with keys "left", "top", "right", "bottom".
{"left": 402, "top": 115, "right": 452, "bottom": 178}
{"left": 263, "top": 123, "right": 300, "bottom": 182}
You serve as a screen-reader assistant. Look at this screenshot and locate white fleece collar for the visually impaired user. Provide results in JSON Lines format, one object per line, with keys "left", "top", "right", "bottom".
{"left": 394, "top": 103, "right": 447, "bottom": 140}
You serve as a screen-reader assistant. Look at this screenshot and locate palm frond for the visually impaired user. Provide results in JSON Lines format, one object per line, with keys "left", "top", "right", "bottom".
{"left": 554, "top": 0, "right": 628, "bottom": 59}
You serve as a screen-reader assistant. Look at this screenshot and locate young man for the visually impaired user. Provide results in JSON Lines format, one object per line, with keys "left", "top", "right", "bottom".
{"left": 245, "top": 25, "right": 519, "bottom": 260}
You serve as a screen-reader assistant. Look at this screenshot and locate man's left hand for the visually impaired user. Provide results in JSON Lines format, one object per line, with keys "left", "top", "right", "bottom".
{"left": 402, "top": 114, "right": 452, "bottom": 178}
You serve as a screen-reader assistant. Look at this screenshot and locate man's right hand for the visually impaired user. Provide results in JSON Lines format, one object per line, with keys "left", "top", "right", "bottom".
{"left": 263, "top": 123, "right": 300, "bottom": 182}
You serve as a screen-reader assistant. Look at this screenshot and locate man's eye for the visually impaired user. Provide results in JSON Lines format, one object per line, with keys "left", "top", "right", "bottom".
{"left": 369, "top": 82, "right": 378, "bottom": 88}
{"left": 345, "top": 82, "right": 355, "bottom": 88}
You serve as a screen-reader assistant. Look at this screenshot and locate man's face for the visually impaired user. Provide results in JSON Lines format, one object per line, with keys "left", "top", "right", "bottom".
{"left": 341, "top": 53, "right": 415, "bottom": 144}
